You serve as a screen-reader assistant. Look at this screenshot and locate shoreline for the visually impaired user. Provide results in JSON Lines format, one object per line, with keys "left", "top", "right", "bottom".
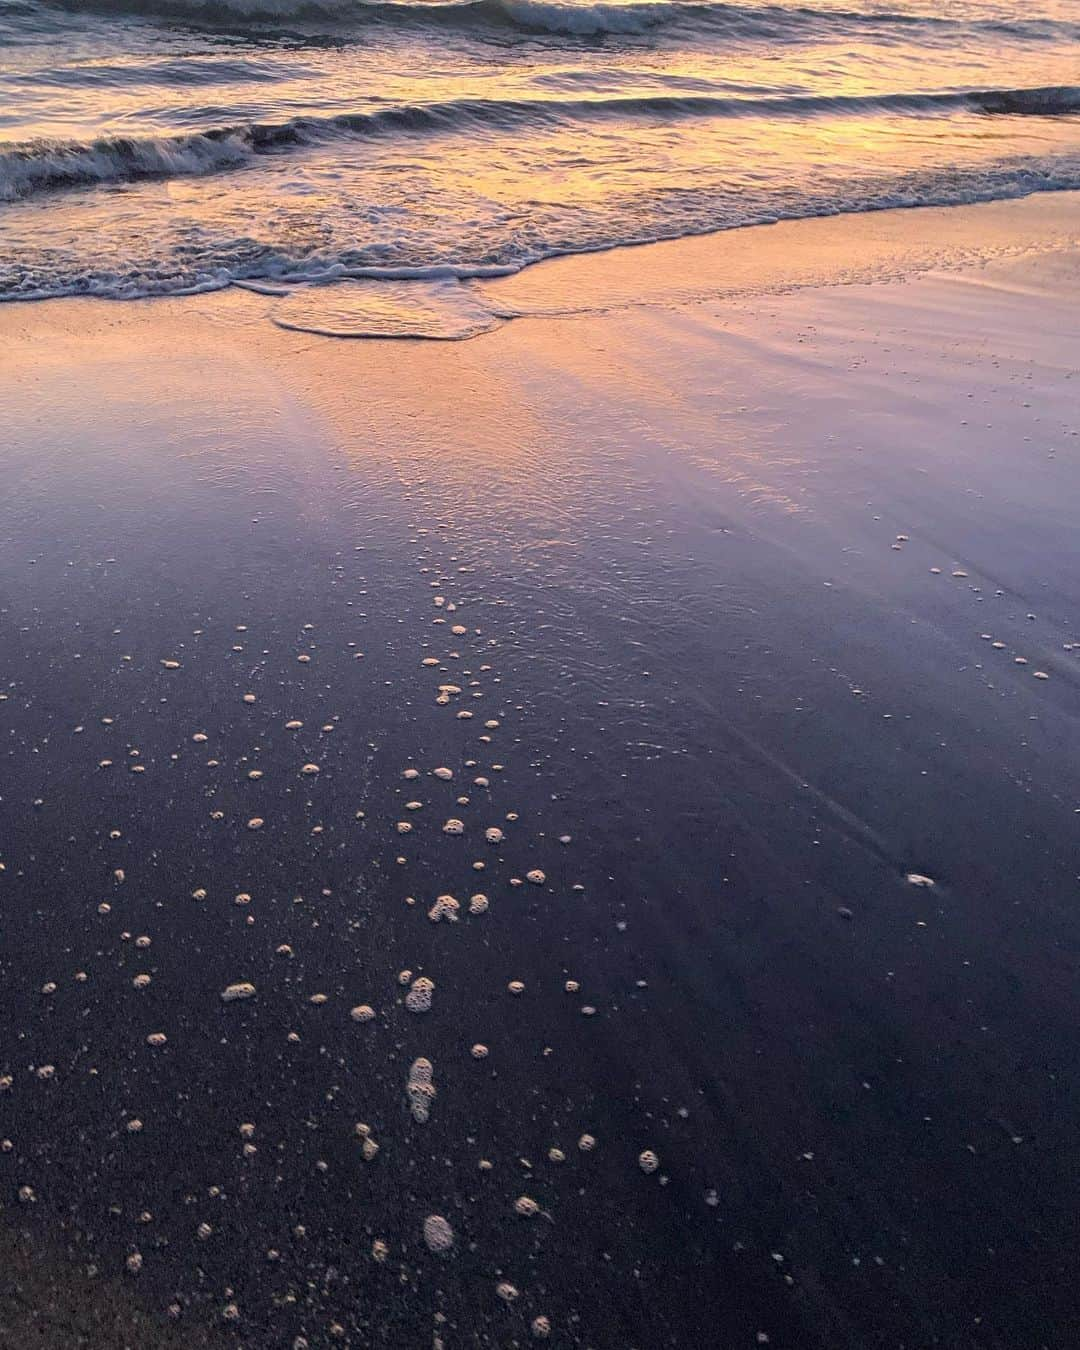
{"left": 485, "top": 186, "right": 1080, "bottom": 320}
{"left": 3, "top": 189, "right": 1078, "bottom": 341}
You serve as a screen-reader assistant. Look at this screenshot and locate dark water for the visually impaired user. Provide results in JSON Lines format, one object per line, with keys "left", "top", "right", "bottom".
{"left": 2, "top": 267, "right": 1080, "bottom": 1346}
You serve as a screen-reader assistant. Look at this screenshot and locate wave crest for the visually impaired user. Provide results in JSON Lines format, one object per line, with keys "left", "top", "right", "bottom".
{"left": 0, "top": 130, "right": 251, "bottom": 200}
{"left": 3, "top": 84, "right": 1078, "bottom": 201}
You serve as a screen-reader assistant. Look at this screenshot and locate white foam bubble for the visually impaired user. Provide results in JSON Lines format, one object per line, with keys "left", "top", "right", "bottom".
{"left": 221, "top": 982, "right": 256, "bottom": 1002}
{"left": 405, "top": 976, "right": 435, "bottom": 1013}
{"left": 423, "top": 1214, "right": 454, "bottom": 1252}
{"left": 407, "top": 1058, "right": 436, "bottom": 1123}
{"left": 429, "top": 895, "right": 460, "bottom": 923}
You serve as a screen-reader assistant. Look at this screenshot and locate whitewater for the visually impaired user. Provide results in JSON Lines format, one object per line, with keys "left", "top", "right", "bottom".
{"left": 1, "top": 0, "right": 1078, "bottom": 305}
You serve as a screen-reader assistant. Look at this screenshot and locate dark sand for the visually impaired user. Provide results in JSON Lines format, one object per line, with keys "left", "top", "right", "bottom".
{"left": 1, "top": 194, "right": 1079, "bottom": 1349}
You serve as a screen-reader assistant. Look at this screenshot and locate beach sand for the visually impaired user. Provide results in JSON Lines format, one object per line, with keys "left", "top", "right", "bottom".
{"left": 1, "top": 193, "right": 1078, "bottom": 1347}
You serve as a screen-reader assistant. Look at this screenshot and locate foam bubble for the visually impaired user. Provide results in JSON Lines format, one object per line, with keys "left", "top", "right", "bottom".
{"left": 405, "top": 976, "right": 435, "bottom": 1013}
{"left": 221, "top": 982, "right": 256, "bottom": 1002}
{"left": 423, "top": 1214, "right": 454, "bottom": 1252}
{"left": 407, "top": 1058, "right": 436, "bottom": 1123}
{"left": 429, "top": 894, "right": 460, "bottom": 923}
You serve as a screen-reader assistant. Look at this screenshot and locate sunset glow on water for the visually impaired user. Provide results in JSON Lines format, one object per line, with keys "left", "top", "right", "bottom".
{"left": 1, "top": 0, "right": 1078, "bottom": 320}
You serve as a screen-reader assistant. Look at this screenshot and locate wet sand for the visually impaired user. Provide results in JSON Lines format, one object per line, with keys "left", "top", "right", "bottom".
{"left": 2, "top": 193, "right": 1079, "bottom": 1349}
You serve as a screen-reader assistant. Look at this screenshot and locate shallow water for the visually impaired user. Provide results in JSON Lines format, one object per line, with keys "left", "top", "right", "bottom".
{"left": 1, "top": 0, "right": 1078, "bottom": 323}
{"left": 2, "top": 242, "right": 1080, "bottom": 1344}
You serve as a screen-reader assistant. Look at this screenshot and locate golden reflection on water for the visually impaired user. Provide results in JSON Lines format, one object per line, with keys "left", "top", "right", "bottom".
{"left": 4, "top": 0, "right": 1078, "bottom": 307}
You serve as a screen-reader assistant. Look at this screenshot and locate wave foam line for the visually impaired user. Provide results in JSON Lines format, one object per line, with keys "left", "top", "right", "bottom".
{"left": 5, "top": 154, "right": 1080, "bottom": 302}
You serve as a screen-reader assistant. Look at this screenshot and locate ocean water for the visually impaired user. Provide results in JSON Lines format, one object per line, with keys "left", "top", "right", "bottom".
{"left": 0, "top": 0, "right": 1078, "bottom": 318}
